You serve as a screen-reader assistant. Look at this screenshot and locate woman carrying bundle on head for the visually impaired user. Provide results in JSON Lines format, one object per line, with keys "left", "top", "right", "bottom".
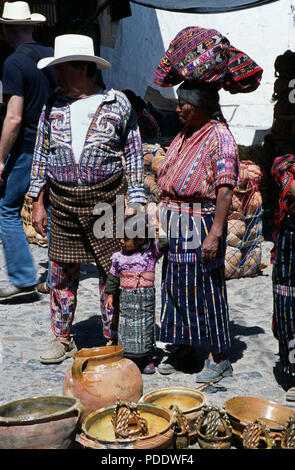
{"left": 153, "top": 26, "right": 263, "bottom": 382}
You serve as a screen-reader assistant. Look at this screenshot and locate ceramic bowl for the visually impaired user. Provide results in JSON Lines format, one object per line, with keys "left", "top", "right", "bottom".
{"left": 0, "top": 395, "right": 84, "bottom": 449}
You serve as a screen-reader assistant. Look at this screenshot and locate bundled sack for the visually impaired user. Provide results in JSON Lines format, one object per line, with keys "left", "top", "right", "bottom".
{"left": 142, "top": 142, "right": 166, "bottom": 202}
{"left": 225, "top": 159, "right": 265, "bottom": 279}
{"left": 142, "top": 142, "right": 166, "bottom": 176}
{"left": 225, "top": 246, "right": 243, "bottom": 279}
{"left": 225, "top": 245, "right": 266, "bottom": 280}
{"left": 239, "top": 247, "right": 266, "bottom": 277}
{"left": 238, "top": 160, "right": 263, "bottom": 184}
{"left": 230, "top": 160, "right": 263, "bottom": 217}
{"left": 226, "top": 219, "right": 246, "bottom": 247}
{"left": 21, "top": 195, "right": 48, "bottom": 247}
{"left": 151, "top": 147, "right": 165, "bottom": 174}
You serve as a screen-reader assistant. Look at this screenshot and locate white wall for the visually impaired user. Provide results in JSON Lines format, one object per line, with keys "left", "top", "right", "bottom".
{"left": 101, "top": 0, "right": 295, "bottom": 145}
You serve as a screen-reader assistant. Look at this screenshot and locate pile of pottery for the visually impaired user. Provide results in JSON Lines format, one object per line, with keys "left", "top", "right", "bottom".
{"left": 224, "top": 396, "right": 295, "bottom": 449}
{"left": 1, "top": 345, "right": 295, "bottom": 450}
{"left": 78, "top": 382, "right": 208, "bottom": 449}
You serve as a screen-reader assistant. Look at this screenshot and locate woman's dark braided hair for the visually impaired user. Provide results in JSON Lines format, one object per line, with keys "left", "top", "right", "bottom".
{"left": 177, "top": 78, "right": 228, "bottom": 125}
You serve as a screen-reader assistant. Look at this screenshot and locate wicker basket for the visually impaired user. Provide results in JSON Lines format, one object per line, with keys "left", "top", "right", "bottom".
{"left": 21, "top": 195, "right": 48, "bottom": 248}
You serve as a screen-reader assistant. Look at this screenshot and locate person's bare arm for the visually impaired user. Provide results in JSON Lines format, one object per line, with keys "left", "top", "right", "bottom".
{"left": 0, "top": 95, "right": 24, "bottom": 184}
{"left": 201, "top": 185, "right": 233, "bottom": 263}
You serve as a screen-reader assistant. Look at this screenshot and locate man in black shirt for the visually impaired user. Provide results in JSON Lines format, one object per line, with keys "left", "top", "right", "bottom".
{"left": 0, "top": 1, "right": 56, "bottom": 299}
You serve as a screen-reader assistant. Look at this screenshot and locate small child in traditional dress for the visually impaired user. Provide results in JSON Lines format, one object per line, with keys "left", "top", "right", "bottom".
{"left": 105, "top": 215, "right": 168, "bottom": 374}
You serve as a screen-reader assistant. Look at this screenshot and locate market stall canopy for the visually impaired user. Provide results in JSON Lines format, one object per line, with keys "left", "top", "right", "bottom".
{"left": 129, "top": 0, "right": 279, "bottom": 13}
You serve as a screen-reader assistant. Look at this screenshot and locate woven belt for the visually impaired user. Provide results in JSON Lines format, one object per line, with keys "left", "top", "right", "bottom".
{"left": 120, "top": 271, "right": 155, "bottom": 289}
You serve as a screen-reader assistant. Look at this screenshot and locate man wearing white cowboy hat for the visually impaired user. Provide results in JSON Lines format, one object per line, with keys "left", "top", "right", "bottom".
{"left": 27, "top": 34, "right": 146, "bottom": 364}
{"left": 0, "top": 1, "right": 56, "bottom": 300}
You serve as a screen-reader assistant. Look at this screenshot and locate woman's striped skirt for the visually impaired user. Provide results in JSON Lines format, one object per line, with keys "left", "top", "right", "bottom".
{"left": 272, "top": 215, "right": 295, "bottom": 377}
{"left": 160, "top": 208, "right": 231, "bottom": 355}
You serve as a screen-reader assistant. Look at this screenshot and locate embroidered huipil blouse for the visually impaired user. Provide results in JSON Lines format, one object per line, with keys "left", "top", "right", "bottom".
{"left": 157, "top": 120, "right": 239, "bottom": 208}
{"left": 28, "top": 89, "right": 146, "bottom": 205}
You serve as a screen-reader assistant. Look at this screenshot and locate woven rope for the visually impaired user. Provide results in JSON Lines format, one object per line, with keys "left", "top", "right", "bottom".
{"left": 111, "top": 400, "right": 148, "bottom": 439}
{"left": 281, "top": 415, "right": 295, "bottom": 449}
{"left": 242, "top": 420, "right": 275, "bottom": 449}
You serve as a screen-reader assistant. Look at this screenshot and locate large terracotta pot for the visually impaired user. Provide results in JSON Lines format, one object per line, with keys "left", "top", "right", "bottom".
{"left": 63, "top": 346, "right": 143, "bottom": 419}
{"left": 0, "top": 396, "right": 83, "bottom": 449}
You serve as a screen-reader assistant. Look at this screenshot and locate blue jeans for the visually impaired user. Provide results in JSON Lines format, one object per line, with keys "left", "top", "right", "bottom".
{"left": 0, "top": 152, "right": 38, "bottom": 287}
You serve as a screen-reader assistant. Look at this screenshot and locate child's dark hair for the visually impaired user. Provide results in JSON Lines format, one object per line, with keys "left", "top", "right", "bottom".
{"left": 124, "top": 214, "right": 150, "bottom": 240}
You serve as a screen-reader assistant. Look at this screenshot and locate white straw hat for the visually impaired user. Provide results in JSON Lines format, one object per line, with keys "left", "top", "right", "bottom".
{"left": 0, "top": 1, "right": 46, "bottom": 25}
{"left": 37, "top": 34, "right": 111, "bottom": 70}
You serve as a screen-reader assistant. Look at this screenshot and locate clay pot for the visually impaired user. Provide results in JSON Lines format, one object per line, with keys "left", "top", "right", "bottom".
{"left": 0, "top": 395, "right": 83, "bottom": 449}
{"left": 224, "top": 396, "right": 295, "bottom": 446}
{"left": 63, "top": 346, "right": 143, "bottom": 419}
{"left": 80, "top": 402, "right": 176, "bottom": 449}
{"left": 141, "top": 386, "right": 207, "bottom": 441}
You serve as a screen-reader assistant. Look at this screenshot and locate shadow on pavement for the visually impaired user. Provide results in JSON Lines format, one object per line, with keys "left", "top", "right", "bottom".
{"left": 71, "top": 315, "right": 106, "bottom": 350}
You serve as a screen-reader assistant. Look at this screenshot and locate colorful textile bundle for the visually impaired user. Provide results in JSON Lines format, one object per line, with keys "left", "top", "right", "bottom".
{"left": 153, "top": 26, "right": 263, "bottom": 94}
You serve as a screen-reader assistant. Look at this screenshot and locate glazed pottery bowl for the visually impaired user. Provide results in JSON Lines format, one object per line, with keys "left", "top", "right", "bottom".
{"left": 80, "top": 402, "right": 175, "bottom": 450}
{"left": 141, "top": 387, "right": 206, "bottom": 439}
{"left": 224, "top": 396, "right": 295, "bottom": 444}
{"left": 0, "top": 395, "right": 84, "bottom": 449}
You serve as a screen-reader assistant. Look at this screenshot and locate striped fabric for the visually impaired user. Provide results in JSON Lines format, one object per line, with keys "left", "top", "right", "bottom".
{"left": 272, "top": 215, "right": 295, "bottom": 377}
{"left": 157, "top": 120, "right": 239, "bottom": 202}
{"left": 271, "top": 154, "right": 295, "bottom": 261}
{"left": 28, "top": 89, "right": 146, "bottom": 205}
{"left": 273, "top": 284, "right": 295, "bottom": 298}
{"left": 160, "top": 209, "right": 230, "bottom": 354}
{"left": 118, "top": 286, "right": 155, "bottom": 356}
{"left": 153, "top": 26, "right": 263, "bottom": 93}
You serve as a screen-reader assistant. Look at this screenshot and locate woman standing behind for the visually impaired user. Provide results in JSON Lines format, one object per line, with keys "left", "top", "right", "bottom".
{"left": 271, "top": 155, "right": 295, "bottom": 401}
{"left": 156, "top": 79, "right": 239, "bottom": 382}
{"left": 152, "top": 25, "right": 262, "bottom": 382}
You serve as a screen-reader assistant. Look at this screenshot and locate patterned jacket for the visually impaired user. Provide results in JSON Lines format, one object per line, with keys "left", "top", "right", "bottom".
{"left": 157, "top": 120, "right": 239, "bottom": 203}
{"left": 28, "top": 89, "right": 146, "bottom": 205}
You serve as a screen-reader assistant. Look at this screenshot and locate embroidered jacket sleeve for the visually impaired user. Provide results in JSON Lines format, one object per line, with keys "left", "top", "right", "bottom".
{"left": 122, "top": 105, "right": 146, "bottom": 206}
{"left": 28, "top": 90, "right": 148, "bottom": 202}
{"left": 210, "top": 125, "right": 239, "bottom": 189}
{"left": 28, "top": 106, "right": 49, "bottom": 197}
